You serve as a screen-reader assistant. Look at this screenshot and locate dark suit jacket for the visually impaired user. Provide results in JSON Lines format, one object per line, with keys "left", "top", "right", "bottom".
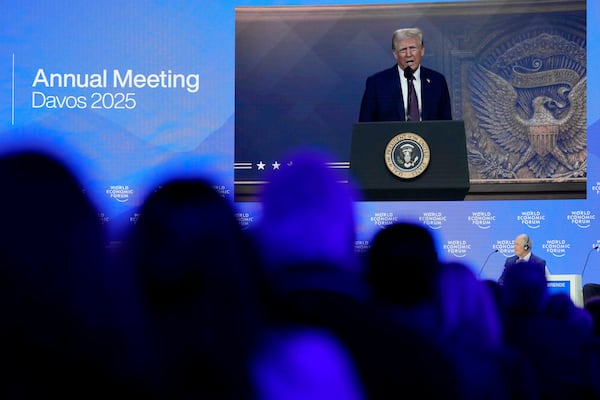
{"left": 358, "top": 65, "right": 452, "bottom": 122}
{"left": 498, "top": 253, "right": 547, "bottom": 286}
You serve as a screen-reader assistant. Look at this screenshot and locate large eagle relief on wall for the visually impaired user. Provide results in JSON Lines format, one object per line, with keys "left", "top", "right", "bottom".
{"left": 463, "top": 23, "right": 586, "bottom": 183}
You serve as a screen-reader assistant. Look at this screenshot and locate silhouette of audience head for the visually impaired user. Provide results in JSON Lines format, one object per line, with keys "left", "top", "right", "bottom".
{"left": 254, "top": 147, "right": 360, "bottom": 273}
{"left": 501, "top": 259, "right": 549, "bottom": 315}
{"left": 583, "top": 283, "right": 600, "bottom": 304}
{"left": 366, "top": 221, "right": 440, "bottom": 306}
{"left": 251, "top": 146, "right": 371, "bottom": 340}
{"left": 0, "top": 149, "right": 106, "bottom": 269}
{"left": 122, "top": 177, "right": 265, "bottom": 399}
{"left": 128, "top": 178, "right": 260, "bottom": 312}
{"left": 437, "top": 261, "right": 503, "bottom": 350}
{"left": 544, "top": 292, "right": 593, "bottom": 335}
{"left": 0, "top": 149, "right": 120, "bottom": 398}
{"left": 584, "top": 296, "right": 600, "bottom": 337}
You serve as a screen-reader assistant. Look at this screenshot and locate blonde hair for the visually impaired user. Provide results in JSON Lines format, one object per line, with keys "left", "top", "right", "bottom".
{"left": 391, "top": 28, "right": 424, "bottom": 51}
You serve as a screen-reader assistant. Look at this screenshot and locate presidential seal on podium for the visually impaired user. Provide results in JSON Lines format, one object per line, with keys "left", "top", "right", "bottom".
{"left": 385, "top": 132, "right": 431, "bottom": 179}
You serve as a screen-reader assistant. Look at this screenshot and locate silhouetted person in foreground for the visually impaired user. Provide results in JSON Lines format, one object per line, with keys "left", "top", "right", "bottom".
{"left": 437, "top": 261, "right": 540, "bottom": 400}
{"left": 0, "top": 150, "right": 125, "bottom": 399}
{"left": 254, "top": 154, "right": 463, "bottom": 399}
{"left": 251, "top": 148, "right": 370, "bottom": 397}
{"left": 119, "top": 178, "right": 267, "bottom": 399}
{"left": 500, "top": 261, "right": 600, "bottom": 399}
{"left": 585, "top": 296, "right": 600, "bottom": 337}
{"left": 366, "top": 221, "right": 442, "bottom": 333}
{"left": 252, "top": 147, "right": 368, "bottom": 325}
{"left": 583, "top": 283, "right": 600, "bottom": 304}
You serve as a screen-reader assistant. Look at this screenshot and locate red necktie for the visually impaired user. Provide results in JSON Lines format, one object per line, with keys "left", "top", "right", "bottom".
{"left": 407, "top": 77, "right": 419, "bottom": 121}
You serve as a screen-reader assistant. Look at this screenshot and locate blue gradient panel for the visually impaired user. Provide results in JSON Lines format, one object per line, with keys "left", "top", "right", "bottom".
{"left": 1, "top": 1, "right": 599, "bottom": 286}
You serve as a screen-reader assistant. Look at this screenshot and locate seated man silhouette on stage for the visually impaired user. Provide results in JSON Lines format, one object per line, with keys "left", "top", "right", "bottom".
{"left": 498, "top": 234, "right": 548, "bottom": 286}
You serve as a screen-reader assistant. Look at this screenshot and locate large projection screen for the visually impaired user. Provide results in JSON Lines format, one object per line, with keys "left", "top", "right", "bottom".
{"left": 2, "top": 0, "right": 600, "bottom": 285}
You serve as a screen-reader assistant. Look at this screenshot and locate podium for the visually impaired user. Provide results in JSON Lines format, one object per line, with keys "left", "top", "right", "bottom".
{"left": 547, "top": 274, "right": 583, "bottom": 307}
{"left": 350, "top": 120, "right": 470, "bottom": 201}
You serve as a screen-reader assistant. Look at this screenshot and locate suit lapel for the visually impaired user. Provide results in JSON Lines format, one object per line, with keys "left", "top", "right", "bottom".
{"left": 389, "top": 66, "right": 405, "bottom": 121}
{"left": 420, "top": 67, "right": 431, "bottom": 120}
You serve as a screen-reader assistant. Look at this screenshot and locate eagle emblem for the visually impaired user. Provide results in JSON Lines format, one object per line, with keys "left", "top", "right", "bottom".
{"left": 470, "top": 65, "right": 586, "bottom": 178}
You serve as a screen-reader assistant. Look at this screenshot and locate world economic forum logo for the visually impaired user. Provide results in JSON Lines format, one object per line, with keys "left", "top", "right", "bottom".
{"left": 213, "top": 185, "right": 231, "bottom": 197}
{"left": 542, "top": 239, "right": 571, "bottom": 258}
{"left": 235, "top": 212, "right": 255, "bottom": 230}
{"left": 106, "top": 185, "right": 133, "bottom": 203}
{"left": 369, "top": 212, "right": 399, "bottom": 229}
{"left": 517, "top": 210, "right": 545, "bottom": 229}
{"left": 566, "top": 210, "right": 596, "bottom": 228}
{"left": 443, "top": 240, "right": 472, "bottom": 258}
{"left": 496, "top": 239, "right": 515, "bottom": 257}
{"left": 354, "top": 239, "right": 370, "bottom": 254}
{"left": 468, "top": 211, "right": 496, "bottom": 229}
{"left": 419, "top": 211, "right": 447, "bottom": 230}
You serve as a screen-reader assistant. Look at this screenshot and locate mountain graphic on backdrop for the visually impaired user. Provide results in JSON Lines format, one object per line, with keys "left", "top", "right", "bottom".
{"left": 2, "top": 108, "right": 235, "bottom": 236}
{"left": 7, "top": 108, "right": 233, "bottom": 183}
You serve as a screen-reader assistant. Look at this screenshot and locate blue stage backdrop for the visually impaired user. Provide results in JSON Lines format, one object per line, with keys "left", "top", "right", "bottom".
{"left": 2, "top": 0, "right": 599, "bottom": 285}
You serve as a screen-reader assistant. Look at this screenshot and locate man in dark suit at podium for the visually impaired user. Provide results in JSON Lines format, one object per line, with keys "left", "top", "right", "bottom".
{"left": 498, "top": 233, "right": 548, "bottom": 286}
{"left": 358, "top": 27, "right": 452, "bottom": 122}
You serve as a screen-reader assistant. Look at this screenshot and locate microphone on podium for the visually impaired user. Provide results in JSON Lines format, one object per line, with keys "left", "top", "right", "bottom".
{"left": 478, "top": 249, "right": 499, "bottom": 278}
{"left": 403, "top": 66, "right": 414, "bottom": 80}
{"left": 581, "top": 244, "right": 600, "bottom": 277}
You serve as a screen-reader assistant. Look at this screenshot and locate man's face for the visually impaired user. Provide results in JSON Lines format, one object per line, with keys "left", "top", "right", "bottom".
{"left": 514, "top": 237, "right": 528, "bottom": 258}
{"left": 393, "top": 37, "right": 425, "bottom": 71}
